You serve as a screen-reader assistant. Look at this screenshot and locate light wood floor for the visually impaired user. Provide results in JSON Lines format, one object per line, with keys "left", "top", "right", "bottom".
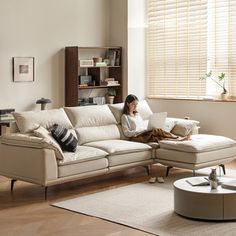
{"left": 1, "top": 161, "right": 236, "bottom": 236}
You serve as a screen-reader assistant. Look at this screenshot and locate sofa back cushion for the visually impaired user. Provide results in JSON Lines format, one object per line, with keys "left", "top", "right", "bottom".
{"left": 13, "top": 108, "right": 73, "bottom": 133}
{"left": 64, "top": 105, "right": 120, "bottom": 144}
{"left": 109, "top": 100, "right": 153, "bottom": 124}
{"left": 108, "top": 100, "right": 153, "bottom": 140}
{"left": 137, "top": 100, "right": 153, "bottom": 120}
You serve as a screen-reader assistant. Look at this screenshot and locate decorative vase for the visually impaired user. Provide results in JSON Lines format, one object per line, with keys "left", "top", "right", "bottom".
{"left": 107, "top": 96, "right": 115, "bottom": 104}
{"left": 221, "top": 93, "right": 228, "bottom": 100}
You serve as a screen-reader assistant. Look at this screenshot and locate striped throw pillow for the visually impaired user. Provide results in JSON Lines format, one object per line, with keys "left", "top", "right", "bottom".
{"left": 51, "top": 124, "right": 78, "bottom": 152}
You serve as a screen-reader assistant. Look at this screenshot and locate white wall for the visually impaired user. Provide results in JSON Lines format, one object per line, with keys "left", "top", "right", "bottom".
{"left": 109, "top": 0, "right": 128, "bottom": 100}
{"left": 148, "top": 98, "right": 236, "bottom": 140}
{"left": 0, "top": 0, "right": 109, "bottom": 111}
{"left": 127, "top": 0, "right": 146, "bottom": 100}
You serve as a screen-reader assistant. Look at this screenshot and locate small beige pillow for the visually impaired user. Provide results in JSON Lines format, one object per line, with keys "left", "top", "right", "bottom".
{"left": 34, "top": 126, "right": 64, "bottom": 160}
{"left": 171, "top": 120, "right": 197, "bottom": 137}
{"left": 163, "top": 118, "right": 177, "bottom": 132}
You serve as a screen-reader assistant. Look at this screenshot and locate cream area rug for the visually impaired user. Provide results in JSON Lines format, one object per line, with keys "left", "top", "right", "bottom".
{"left": 52, "top": 169, "right": 236, "bottom": 236}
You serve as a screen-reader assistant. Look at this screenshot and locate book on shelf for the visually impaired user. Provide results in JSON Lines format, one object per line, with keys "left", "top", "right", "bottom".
{"left": 107, "top": 82, "right": 120, "bottom": 86}
{"left": 79, "top": 59, "right": 94, "bottom": 67}
{"left": 79, "top": 84, "right": 89, "bottom": 87}
{"left": 186, "top": 177, "right": 210, "bottom": 186}
{"left": 95, "top": 62, "right": 107, "bottom": 67}
{"left": 106, "top": 49, "right": 116, "bottom": 66}
{"left": 101, "top": 80, "right": 120, "bottom": 86}
{"left": 0, "top": 114, "right": 14, "bottom": 121}
{"left": 105, "top": 78, "right": 115, "bottom": 81}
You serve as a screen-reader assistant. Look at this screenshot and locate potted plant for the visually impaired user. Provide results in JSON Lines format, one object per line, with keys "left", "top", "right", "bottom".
{"left": 106, "top": 87, "right": 117, "bottom": 104}
{"left": 200, "top": 71, "right": 227, "bottom": 99}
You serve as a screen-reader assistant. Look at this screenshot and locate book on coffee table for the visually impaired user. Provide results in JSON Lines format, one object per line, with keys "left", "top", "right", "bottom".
{"left": 186, "top": 177, "right": 210, "bottom": 186}
{"left": 221, "top": 179, "right": 236, "bottom": 190}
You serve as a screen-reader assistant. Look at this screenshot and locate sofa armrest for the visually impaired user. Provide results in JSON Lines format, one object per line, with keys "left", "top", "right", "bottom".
{"left": 1, "top": 133, "right": 64, "bottom": 160}
{"left": 1, "top": 133, "right": 49, "bottom": 148}
{"left": 0, "top": 135, "right": 58, "bottom": 185}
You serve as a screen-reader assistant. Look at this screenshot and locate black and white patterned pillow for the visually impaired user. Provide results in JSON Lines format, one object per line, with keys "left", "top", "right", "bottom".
{"left": 51, "top": 124, "right": 78, "bottom": 152}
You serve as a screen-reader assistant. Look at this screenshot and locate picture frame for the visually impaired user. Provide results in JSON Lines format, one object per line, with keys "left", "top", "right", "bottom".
{"left": 13, "top": 57, "right": 34, "bottom": 82}
{"left": 106, "top": 49, "right": 116, "bottom": 66}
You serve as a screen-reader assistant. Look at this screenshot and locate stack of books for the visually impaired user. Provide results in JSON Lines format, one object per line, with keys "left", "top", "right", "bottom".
{"left": 102, "top": 78, "right": 120, "bottom": 86}
{"left": 95, "top": 62, "right": 107, "bottom": 67}
{"left": 0, "top": 109, "right": 15, "bottom": 122}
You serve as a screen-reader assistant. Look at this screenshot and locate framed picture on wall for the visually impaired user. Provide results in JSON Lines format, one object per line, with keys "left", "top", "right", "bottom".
{"left": 13, "top": 57, "right": 34, "bottom": 82}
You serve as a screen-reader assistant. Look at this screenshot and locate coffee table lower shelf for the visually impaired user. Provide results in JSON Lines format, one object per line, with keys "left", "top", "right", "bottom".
{"left": 174, "top": 177, "right": 236, "bottom": 220}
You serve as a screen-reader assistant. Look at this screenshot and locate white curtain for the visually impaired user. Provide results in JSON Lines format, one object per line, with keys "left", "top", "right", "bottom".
{"left": 147, "top": 0, "right": 236, "bottom": 98}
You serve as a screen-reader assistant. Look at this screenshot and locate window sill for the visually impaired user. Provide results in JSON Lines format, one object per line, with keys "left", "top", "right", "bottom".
{"left": 147, "top": 96, "right": 236, "bottom": 102}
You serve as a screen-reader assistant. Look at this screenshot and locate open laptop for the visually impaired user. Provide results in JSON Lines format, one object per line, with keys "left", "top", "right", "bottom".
{"left": 147, "top": 112, "right": 167, "bottom": 131}
{"left": 137, "top": 112, "right": 167, "bottom": 135}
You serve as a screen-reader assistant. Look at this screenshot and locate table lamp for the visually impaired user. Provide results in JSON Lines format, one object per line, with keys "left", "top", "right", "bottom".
{"left": 36, "top": 98, "right": 51, "bottom": 110}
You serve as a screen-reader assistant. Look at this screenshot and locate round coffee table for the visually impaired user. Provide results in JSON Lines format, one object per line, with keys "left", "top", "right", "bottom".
{"left": 174, "top": 176, "right": 236, "bottom": 220}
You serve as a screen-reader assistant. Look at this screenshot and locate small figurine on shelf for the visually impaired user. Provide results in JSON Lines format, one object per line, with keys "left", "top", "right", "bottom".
{"left": 106, "top": 87, "right": 117, "bottom": 104}
{"left": 209, "top": 168, "right": 218, "bottom": 189}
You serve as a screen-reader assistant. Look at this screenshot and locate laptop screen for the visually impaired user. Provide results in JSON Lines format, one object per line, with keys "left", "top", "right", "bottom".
{"left": 147, "top": 112, "right": 167, "bottom": 131}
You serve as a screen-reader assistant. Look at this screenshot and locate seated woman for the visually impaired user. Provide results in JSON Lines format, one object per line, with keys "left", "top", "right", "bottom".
{"left": 121, "top": 94, "right": 190, "bottom": 143}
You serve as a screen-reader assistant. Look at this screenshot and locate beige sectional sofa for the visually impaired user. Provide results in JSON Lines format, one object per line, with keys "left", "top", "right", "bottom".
{"left": 0, "top": 100, "right": 235, "bottom": 199}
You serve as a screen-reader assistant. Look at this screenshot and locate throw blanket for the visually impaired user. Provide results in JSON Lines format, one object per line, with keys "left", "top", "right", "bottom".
{"left": 131, "top": 128, "right": 179, "bottom": 143}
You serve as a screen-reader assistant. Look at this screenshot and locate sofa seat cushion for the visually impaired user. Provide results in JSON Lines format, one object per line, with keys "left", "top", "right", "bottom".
{"left": 58, "top": 146, "right": 108, "bottom": 166}
{"left": 58, "top": 158, "right": 108, "bottom": 178}
{"left": 108, "top": 151, "right": 152, "bottom": 167}
{"left": 84, "top": 139, "right": 151, "bottom": 155}
{"left": 159, "top": 134, "right": 236, "bottom": 153}
{"left": 58, "top": 145, "right": 109, "bottom": 178}
{"left": 156, "top": 146, "right": 236, "bottom": 165}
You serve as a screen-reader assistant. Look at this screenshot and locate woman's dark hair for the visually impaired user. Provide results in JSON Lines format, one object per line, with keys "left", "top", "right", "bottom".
{"left": 122, "top": 94, "right": 139, "bottom": 115}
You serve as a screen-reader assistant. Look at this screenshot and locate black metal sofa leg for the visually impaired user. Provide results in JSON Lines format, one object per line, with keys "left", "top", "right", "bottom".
{"left": 11, "top": 179, "right": 17, "bottom": 192}
{"left": 166, "top": 166, "right": 173, "bottom": 177}
{"left": 44, "top": 186, "right": 48, "bottom": 200}
{"left": 144, "top": 166, "right": 150, "bottom": 176}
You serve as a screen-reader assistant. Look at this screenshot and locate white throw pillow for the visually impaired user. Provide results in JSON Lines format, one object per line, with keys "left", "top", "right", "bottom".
{"left": 108, "top": 103, "right": 124, "bottom": 124}
{"left": 34, "top": 126, "right": 64, "bottom": 160}
{"left": 137, "top": 100, "right": 153, "bottom": 120}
